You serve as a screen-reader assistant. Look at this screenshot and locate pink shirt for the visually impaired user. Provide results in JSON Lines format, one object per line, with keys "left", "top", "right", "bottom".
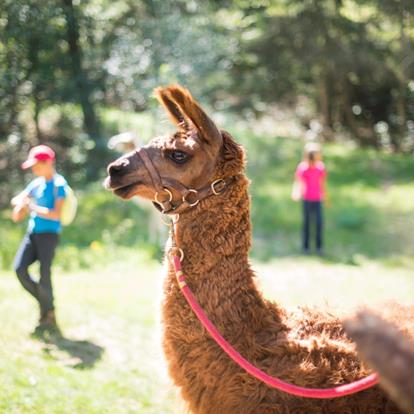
{"left": 295, "top": 161, "right": 326, "bottom": 201}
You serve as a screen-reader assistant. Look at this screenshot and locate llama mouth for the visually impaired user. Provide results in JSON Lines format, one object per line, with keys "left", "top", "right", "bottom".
{"left": 113, "top": 182, "right": 142, "bottom": 199}
{"left": 104, "top": 177, "right": 142, "bottom": 199}
{"left": 152, "top": 201, "right": 164, "bottom": 212}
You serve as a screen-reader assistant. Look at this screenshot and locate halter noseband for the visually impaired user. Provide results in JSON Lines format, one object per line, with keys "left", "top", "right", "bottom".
{"left": 135, "top": 148, "right": 236, "bottom": 215}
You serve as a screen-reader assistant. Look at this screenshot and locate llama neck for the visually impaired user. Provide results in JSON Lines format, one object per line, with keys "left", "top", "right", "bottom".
{"left": 163, "top": 175, "right": 285, "bottom": 332}
{"left": 174, "top": 175, "right": 251, "bottom": 287}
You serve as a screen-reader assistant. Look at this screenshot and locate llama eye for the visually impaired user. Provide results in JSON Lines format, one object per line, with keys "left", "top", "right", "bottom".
{"left": 168, "top": 150, "right": 189, "bottom": 164}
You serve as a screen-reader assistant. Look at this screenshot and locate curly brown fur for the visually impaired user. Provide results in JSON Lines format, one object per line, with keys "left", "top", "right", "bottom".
{"left": 106, "top": 85, "right": 414, "bottom": 414}
{"left": 345, "top": 311, "right": 414, "bottom": 414}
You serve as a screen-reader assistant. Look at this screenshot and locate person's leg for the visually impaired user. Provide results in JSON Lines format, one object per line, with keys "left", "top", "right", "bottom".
{"left": 13, "top": 233, "right": 39, "bottom": 300}
{"left": 307, "top": 201, "right": 316, "bottom": 251}
{"left": 315, "top": 201, "right": 323, "bottom": 252}
{"left": 302, "top": 201, "right": 311, "bottom": 252}
{"left": 34, "top": 233, "right": 59, "bottom": 317}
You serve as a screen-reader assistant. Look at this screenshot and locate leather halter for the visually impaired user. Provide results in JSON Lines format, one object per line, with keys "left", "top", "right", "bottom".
{"left": 135, "top": 148, "right": 236, "bottom": 215}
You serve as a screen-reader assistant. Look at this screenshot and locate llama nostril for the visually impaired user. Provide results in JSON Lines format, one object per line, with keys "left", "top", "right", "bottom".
{"left": 109, "top": 164, "right": 123, "bottom": 175}
{"left": 108, "top": 158, "right": 129, "bottom": 176}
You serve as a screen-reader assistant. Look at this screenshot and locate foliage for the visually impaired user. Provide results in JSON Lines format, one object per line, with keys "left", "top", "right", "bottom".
{"left": 0, "top": 0, "right": 231, "bottom": 204}
{"left": 1, "top": 0, "right": 414, "bottom": 206}
{"left": 226, "top": 0, "right": 414, "bottom": 149}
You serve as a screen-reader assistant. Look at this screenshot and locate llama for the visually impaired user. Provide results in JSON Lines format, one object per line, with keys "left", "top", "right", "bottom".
{"left": 345, "top": 310, "right": 414, "bottom": 414}
{"left": 105, "top": 85, "right": 414, "bottom": 414}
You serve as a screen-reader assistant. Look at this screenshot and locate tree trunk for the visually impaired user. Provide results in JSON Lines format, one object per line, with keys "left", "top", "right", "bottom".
{"left": 318, "top": 75, "right": 333, "bottom": 132}
{"left": 28, "top": 36, "right": 42, "bottom": 143}
{"left": 33, "top": 92, "right": 42, "bottom": 143}
{"left": 62, "top": 0, "right": 101, "bottom": 143}
{"left": 393, "top": 6, "right": 409, "bottom": 152}
{"left": 339, "top": 77, "right": 379, "bottom": 148}
{"left": 318, "top": 74, "right": 336, "bottom": 141}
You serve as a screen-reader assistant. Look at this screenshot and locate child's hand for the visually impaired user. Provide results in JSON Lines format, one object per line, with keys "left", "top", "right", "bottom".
{"left": 11, "top": 194, "right": 31, "bottom": 207}
{"left": 291, "top": 186, "right": 301, "bottom": 202}
{"left": 291, "top": 180, "right": 301, "bottom": 202}
{"left": 12, "top": 204, "right": 29, "bottom": 222}
{"left": 290, "top": 181, "right": 301, "bottom": 201}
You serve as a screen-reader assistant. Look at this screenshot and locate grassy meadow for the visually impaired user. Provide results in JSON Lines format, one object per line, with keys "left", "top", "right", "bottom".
{"left": 0, "top": 126, "right": 413, "bottom": 413}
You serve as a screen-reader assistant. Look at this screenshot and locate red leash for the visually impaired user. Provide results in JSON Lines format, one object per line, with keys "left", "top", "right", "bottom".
{"left": 173, "top": 255, "right": 380, "bottom": 399}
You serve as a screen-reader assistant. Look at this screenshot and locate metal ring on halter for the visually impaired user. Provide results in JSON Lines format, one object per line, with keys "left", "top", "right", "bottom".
{"left": 211, "top": 179, "right": 225, "bottom": 195}
{"left": 154, "top": 188, "right": 173, "bottom": 209}
{"left": 182, "top": 189, "right": 199, "bottom": 207}
{"left": 169, "top": 246, "right": 184, "bottom": 262}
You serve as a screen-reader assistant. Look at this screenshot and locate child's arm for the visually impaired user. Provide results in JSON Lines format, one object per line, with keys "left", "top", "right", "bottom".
{"left": 29, "top": 198, "right": 64, "bottom": 221}
{"left": 12, "top": 204, "right": 29, "bottom": 222}
{"left": 11, "top": 190, "right": 30, "bottom": 207}
{"left": 11, "top": 191, "right": 31, "bottom": 222}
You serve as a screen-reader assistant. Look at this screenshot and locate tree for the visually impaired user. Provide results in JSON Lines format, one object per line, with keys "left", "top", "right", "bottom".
{"left": 62, "top": 0, "right": 101, "bottom": 143}
{"left": 224, "top": 0, "right": 414, "bottom": 150}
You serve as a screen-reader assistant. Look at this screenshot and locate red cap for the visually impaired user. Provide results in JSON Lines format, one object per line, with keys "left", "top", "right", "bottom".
{"left": 21, "top": 145, "right": 56, "bottom": 169}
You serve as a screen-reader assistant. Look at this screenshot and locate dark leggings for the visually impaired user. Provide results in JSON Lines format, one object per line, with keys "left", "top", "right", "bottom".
{"left": 302, "top": 201, "right": 323, "bottom": 251}
{"left": 14, "top": 233, "right": 59, "bottom": 315}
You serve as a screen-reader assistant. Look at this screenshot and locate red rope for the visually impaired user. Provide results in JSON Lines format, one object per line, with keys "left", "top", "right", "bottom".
{"left": 173, "top": 255, "right": 380, "bottom": 399}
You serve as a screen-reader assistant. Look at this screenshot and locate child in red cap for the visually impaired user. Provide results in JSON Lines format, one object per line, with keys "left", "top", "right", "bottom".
{"left": 11, "top": 145, "right": 67, "bottom": 332}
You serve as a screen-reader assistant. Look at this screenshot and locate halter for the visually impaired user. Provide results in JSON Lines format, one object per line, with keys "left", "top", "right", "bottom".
{"left": 135, "top": 147, "right": 236, "bottom": 215}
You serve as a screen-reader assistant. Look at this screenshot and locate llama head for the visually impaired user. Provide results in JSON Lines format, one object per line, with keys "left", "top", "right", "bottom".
{"left": 105, "top": 85, "right": 245, "bottom": 206}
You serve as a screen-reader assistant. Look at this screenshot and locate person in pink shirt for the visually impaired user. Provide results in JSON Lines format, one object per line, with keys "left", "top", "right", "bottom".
{"left": 291, "top": 143, "right": 327, "bottom": 254}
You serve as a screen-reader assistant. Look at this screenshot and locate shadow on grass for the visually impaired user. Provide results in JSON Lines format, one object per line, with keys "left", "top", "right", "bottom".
{"left": 32, "top": 328, "right": 104, "bottom": 369}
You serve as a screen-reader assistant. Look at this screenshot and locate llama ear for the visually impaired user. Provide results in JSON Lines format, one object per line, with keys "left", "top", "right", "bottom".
{"left": 156, "top": 85, "right": 222, "bottom": 147}
{"left": 221, "top": 130, "right": 246, "bottom": 173}
{"left": 154, "top": 87, "right": 189, "bottom": 129}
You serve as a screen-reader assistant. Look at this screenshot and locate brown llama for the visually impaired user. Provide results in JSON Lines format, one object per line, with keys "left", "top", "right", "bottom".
{"left": 345, "top": 310, "right": 414, "bottom": 414}
{"left": 105, "top": 85, "right": 414, "bottom": 414}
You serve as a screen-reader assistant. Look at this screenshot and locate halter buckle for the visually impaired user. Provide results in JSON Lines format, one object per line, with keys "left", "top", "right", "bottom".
{"left": 169, "top": 246, "right": 184, "bottom": 262}
{"left": 182, "top": 189, "right": 199, "bottom": 207}
{"left": 154, "top": 188, "right": 173, "bottom": 212}
{"left": 211, "top": 179, "right": 226, "bottom": 195}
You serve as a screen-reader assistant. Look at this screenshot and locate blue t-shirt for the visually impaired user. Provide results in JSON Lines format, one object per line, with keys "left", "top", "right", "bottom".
{"left": 25, "top": 174, "right": 67, "bottom": 234}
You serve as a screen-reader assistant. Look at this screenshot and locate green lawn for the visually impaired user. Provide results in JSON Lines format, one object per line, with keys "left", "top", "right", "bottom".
{"left": 0, "top": 253, "right": 176, "bottom": 414}
{"left": 1, "top": 251, "right": 413, "bottom": 413}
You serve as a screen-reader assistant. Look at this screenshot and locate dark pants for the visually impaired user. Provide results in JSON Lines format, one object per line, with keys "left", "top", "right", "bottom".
{"left": 14, "top": 232, "right": 59, "bottom": 315}
{"left": 302, "top": 201, "right": 323, "bottom": 251}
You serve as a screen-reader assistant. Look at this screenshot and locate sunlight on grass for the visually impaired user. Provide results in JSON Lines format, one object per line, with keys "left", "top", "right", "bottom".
{"left": 1, "top": 251, "right": 413, "bottom": 413}
{"left": 256, "top": 257, "right": 414, "bottom": 311}
{"left": 0, "top": 256, "right": 176, "bottom": 414}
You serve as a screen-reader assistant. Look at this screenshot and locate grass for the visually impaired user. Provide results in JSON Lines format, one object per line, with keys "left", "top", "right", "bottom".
{"left": 0, "top": 252, "right": 176, "bottom": 414}
{"left": 0, "top": 252, "right": 413, "bottom": 413}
